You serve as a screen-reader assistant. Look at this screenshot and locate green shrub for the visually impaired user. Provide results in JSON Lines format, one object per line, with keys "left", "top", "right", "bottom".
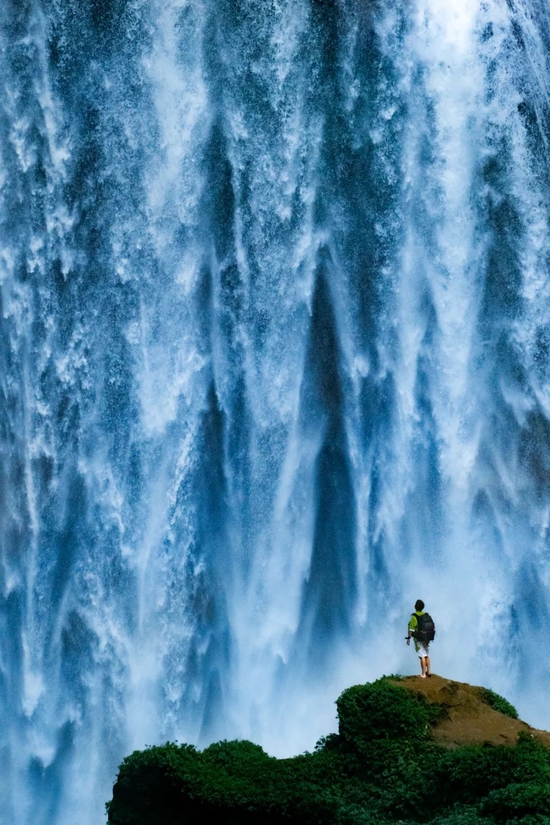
{"left": 479, "top": 688, "right": 519, "bottom": 719}
{"left": 435, "top": 744, "right": 520, "bottom": 804}
{"left": 429, "top": 805, "right": 489, "bottom": 824}
{"left": 480, "top": 782, "right": 550, "bottom": 822}
{"left": 107, "top": 679, "right": 550, "bottom": 825}
{"left": 107, "top": 739, "right": 360, "bottom": 825}
{"left": 434, "top": 735, "right": 550, "bottom": 807}
{"left": 106, "top": 743, "right": 205, "bottom": 825}
{"left": 336, "top": 678, "right": 442, "bottom": 747}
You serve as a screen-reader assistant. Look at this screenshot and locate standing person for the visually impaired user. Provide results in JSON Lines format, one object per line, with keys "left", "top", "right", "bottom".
{"left": 406, "top": 599, "right": 435, "bottom": 678}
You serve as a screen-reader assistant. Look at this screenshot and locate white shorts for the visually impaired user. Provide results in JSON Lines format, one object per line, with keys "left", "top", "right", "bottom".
{"left": 416, "top": 642, "right": 430, "bottom": 658}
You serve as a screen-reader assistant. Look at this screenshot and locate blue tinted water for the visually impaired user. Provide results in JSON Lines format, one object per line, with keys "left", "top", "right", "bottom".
{"left": 1, "top": 1, "right": 550, "bottom": 822}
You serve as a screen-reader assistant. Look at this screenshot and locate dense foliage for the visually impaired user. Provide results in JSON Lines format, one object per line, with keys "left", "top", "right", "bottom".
{"left": 479, "top": 688, "right": 519, "bottom": 720}
{"left": 107, "top": 679, "right": 550, "bottom": 825}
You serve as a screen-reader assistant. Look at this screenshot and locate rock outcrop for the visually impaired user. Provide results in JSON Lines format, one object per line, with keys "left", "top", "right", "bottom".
{"left": 107, "top": 676, "right": 550, "bottom": 825}
{"left": 391, "top": 674, "right": 550, "bottom": 749}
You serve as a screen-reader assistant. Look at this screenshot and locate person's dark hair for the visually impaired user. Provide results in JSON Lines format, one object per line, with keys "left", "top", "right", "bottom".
{"left": 415, "top": 599, "right": 425, "bottom": 611}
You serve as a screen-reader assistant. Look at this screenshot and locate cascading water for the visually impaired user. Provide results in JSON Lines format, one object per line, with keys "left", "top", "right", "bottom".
{"left": 2, "top": 0, "right": 550, "bottom": 822}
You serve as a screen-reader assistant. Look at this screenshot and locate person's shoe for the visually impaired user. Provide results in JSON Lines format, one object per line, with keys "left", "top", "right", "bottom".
{"left": 420, "top": 674, "right": 426, "bottom": 678}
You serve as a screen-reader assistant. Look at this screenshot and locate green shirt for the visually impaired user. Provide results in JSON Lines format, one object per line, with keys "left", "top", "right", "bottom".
{"left": 408, "top": 611, "right": 425, "bottom": 653}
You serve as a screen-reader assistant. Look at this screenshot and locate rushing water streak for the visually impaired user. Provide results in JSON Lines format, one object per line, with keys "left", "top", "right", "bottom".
{"left": 1, "top": 1, "right": 550, "bottom": 822}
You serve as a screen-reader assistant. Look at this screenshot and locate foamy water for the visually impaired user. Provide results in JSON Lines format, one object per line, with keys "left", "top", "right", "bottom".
{"left": 1, "top": 1, "right": 550, "bottom": 822}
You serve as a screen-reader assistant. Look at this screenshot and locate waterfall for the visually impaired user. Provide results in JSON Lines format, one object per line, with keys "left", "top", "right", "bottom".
{"left": 1, "top": 1, "right": 550, "bottom": 822}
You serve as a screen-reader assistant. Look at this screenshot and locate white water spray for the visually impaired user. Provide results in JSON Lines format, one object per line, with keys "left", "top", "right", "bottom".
{"left": 1, "top": 1, "right": 550, "bottom": 823}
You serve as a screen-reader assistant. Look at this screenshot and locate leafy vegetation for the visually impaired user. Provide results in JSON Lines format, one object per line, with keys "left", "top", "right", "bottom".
{"left": 107, "top": 677, "right": 550, "bottom": 825}
{"left": 479, "top": 688, "right": 519, "bottom": 720}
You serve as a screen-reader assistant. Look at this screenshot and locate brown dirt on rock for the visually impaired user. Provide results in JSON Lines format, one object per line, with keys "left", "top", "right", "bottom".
{"left": 389, "top": 674, "right": 550, "bottom": 749}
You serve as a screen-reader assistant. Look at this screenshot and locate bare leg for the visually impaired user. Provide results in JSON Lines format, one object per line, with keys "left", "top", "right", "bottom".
{"left": 426, "top": 656, "right": 431, "bottom": 676}
{"left": 420, "top": 657, "right": 427, "bottom": 677}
